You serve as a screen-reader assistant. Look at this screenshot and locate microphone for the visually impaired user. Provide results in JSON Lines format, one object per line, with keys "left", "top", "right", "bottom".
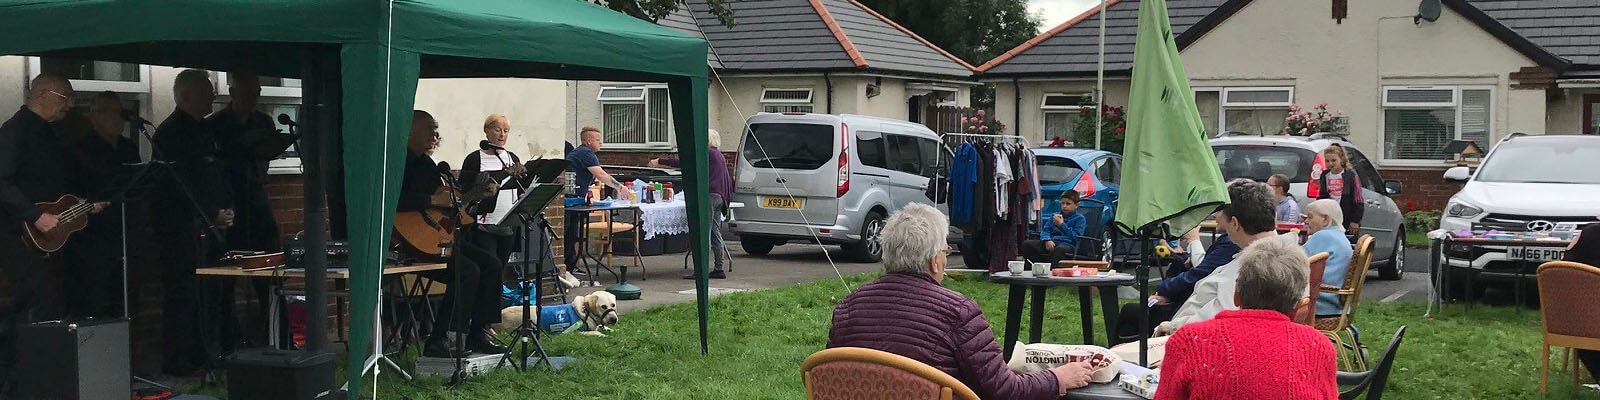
{"left": 277, "top": 114, "right": 299, "bottom": 127}
{"left": 121, "top": 110, "right": 154, "bottom": 126}
{"left": 479, "top": 140, "right": 505, "bottom": 151}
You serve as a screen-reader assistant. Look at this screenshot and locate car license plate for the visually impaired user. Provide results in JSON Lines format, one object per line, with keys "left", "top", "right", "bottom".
{"left": 762, "top": 196, "right": 803, "bottom": 209}
{"left": 1508, "top": 247, "right": 1564, "bottom": 262}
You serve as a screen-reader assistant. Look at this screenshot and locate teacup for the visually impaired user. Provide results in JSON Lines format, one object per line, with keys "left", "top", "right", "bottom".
{"left": 1007, "top": 260, "right": 1026, "bottom": 275}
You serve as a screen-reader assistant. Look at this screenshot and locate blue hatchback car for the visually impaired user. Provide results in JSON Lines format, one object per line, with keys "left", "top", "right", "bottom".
{"left": 1032, "top": 148, "right": 1121, "bottom": 236}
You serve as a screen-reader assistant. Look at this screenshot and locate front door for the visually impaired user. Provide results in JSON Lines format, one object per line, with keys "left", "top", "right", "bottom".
{"left": 1584, "top": 94, "right": 1600, "bottom": 135}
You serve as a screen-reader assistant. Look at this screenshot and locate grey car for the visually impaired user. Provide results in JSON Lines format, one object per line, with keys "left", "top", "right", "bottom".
{"left": 729, "top": 113, "right": 959, "bottom": 262}
{"left": 1210, "top": 133, "right": 1409, "bottom": 280}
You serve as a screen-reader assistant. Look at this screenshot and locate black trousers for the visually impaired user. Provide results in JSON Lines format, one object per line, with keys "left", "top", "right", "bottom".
{"left": 158, "top": 219, "right": 234, "bottom": 374}
{"left": 1021, "top": 239, "right": 1075, "bottom": 264}
{"left": 62, "top": 231, "right": 122, "bottom": 319}
{"left": 563, "top": 207, "right": 583, "bottom": 268}
{"left": 1579, "top": 350, "right": 1600, "bottom": 384}
{"left": 0, "top": 231, "right": 63, "bottom": 390}
{"left": 1115, "top": 302, "right": 1179, "bottom": 344}
{"left": 431, "top": 228, "right": 512, "bottom": 338}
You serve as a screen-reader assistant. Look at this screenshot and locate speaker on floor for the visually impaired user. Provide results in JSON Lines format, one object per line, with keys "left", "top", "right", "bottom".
{"left": 16, "top": 318, "right": 131, "bottom": 400}
{"left": 226, "top": 348, "right": 335, "bottom": 400}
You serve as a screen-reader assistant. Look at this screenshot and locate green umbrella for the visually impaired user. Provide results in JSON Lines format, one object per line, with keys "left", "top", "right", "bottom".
{"left": 1111, "top": 0, "right": 1228, "bottom": 239}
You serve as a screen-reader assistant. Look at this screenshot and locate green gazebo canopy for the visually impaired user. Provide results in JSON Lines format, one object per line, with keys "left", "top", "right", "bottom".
{"left": 0, "top": 0, "right": 716, "bottom": 396}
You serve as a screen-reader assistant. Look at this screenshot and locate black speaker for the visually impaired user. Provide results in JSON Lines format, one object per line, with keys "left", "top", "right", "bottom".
{"left": 16, "top": 318, "right": 131, "bottom": 400}
{"left": 226, "top": 349, "right": 335, "bottom": 400}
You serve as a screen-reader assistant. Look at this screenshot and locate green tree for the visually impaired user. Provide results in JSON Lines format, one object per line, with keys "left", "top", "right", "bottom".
{"left": 599, "top": 0, "right": 738, "bottom": 28}
{"left": 855, "top": 0, "right": 1040, "bottom": 108}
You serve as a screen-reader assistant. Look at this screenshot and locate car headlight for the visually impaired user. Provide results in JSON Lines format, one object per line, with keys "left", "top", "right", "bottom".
{"left": 1446, "top": 202, "right": 1484, "bottom": 218}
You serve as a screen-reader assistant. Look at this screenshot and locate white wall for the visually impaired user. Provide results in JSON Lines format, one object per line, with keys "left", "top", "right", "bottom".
{"left": 0, "top": 56, "right": 26, "bottom": 114}
{"left": 414, "top": 78, "right": 569, "bottom": 163}
{"left": 995, "top": 79, "right": 1132, "bottom": 146}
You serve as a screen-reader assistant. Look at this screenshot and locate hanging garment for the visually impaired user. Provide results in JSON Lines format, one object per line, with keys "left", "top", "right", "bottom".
{"left": 949, "top": 142, "right": 980, "bottom": 224}
{"left": 995, "top": 148, "right": 1012, "bottom": 219}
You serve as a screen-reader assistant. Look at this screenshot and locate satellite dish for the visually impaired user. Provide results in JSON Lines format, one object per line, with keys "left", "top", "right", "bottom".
{"left": 1416, "top": 0, "right": 1442, "bottom": 23}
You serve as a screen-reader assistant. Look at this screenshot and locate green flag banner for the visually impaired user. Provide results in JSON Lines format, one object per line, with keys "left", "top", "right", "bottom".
{"left": 1111, "top": 0, "right": 1228, "bottom": 237}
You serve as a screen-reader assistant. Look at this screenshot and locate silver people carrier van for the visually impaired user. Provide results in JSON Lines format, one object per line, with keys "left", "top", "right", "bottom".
{"left": 730, "top": 113, "right": 951, "bottom": 262}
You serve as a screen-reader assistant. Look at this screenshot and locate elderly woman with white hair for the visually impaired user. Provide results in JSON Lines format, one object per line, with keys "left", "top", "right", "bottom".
{"left": 1302, "top": 198, "right": 1353, "bottom": 317}
{"left": 649, "top": 129, "right": 732, "bottom": 279}
{"left": 1154, "top": 238, "right": 1338, "bottom": 399}
{"left": 826, "top": 203, "right": 1094, "bottom": 400}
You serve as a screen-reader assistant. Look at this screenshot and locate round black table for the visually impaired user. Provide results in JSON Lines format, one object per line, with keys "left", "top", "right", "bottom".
{"left": 1061, "top": 382, "right": 1142, "bottom": 400}
{"left": 988, "top": 272, "right": 1136, "bottom": 361}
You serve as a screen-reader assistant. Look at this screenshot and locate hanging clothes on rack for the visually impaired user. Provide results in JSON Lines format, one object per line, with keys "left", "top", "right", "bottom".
{"left": 949, "top": 142, "right": 980, "bottom": 226}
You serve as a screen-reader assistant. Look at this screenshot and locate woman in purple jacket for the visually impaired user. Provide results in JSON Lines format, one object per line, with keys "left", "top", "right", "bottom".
{"left": 650, "top": 129, "right": 733, "bottom": 279}
{"left": 826, "top": 203, "right": 1093, "bottom": 399}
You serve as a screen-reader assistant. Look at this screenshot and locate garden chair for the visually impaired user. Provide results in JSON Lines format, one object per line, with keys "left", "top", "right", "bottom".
{"left": 1294, "top": 252, "right": 1329, "bottom": 326}
{"left": 1337, "top": 325, "right": 1406, "bottom": 400}
{"left": 1318, "top": 235, "right": 1375, "bottom": 371}
{"left": 803, "top": 347, "right": 981, "bottom": 400}
{"left": 1537, "top": 261, "right": 1600, "bottom": 395}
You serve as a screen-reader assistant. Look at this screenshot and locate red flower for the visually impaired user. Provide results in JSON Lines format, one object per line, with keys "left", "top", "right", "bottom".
{"left": 967, "top": 125, "right": 976, "bottom": 131}
{"left": 977, "top": 109, "right": 987, "bottom": 117}
{"left": 1115, "top": 126, "right": 1126, "bottom": 134}
{"left": 978, "top": 125, "right": 988, "bottom": 132}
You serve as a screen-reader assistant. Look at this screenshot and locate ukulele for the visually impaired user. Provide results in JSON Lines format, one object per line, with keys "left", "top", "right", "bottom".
{"left": 23, "top": 194, "right": 94, "bottom": 253}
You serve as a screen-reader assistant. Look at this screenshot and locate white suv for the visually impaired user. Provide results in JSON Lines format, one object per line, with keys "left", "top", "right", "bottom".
{"left": 1437, "top": 135, "right": 1600, "bottom": 287}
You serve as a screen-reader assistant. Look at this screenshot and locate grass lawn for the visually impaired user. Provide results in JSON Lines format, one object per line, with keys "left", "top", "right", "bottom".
{"left": 316, "top": 272, "right": 1590, "bottom": 399}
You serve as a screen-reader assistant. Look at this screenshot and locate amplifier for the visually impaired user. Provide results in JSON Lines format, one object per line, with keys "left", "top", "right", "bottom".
{"left": 226, "top": 349, "right": 335, "bottom": 400}
{"left": 16, "top": 318, "right": 131, "bottom": 400}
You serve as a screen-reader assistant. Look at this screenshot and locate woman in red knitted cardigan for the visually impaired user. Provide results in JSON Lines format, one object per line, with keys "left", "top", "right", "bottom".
{"left": 1154, "top": 238, "right": 1339, "bottom": 400}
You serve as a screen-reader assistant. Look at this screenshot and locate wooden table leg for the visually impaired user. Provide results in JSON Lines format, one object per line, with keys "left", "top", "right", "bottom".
{"left": 1003, "top": 284, "right": 1025, "bottom": 361}
{"left": 1078, "top": 286, "right": 1094, "bottom": 345}
{"left": 1099, "top": 286, "right": 1121, "bottom": 347}
{"left": 1029, "top": 286, "right": 1047, "bottom": 344}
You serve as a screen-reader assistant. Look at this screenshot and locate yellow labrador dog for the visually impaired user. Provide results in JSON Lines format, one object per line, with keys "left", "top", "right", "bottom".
{"left": 494, "top": 291, "right": 619, "bottom": 336}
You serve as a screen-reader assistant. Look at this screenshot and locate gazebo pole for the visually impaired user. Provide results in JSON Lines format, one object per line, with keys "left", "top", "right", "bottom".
{"left": 301, "top": 48, "right": 336, "bottom": 353}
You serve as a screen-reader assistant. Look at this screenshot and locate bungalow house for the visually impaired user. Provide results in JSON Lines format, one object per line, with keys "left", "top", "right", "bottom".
{"left": 569, "top": 0, "right": 979, "bottom": 165}
{"left": 976, "top": 0, "right": 1600, "bottom": 209}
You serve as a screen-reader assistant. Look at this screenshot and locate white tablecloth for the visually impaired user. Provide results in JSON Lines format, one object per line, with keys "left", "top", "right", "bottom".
{"left": 636, "top": 198, "right": 689, "bottom": 240}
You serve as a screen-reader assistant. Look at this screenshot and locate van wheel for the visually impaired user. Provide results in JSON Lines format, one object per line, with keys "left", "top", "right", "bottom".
{"left": 1377, "top": 227, "right": 1405, "bottom": 280}
{"left": 741, "top": 237, "right": 776, "bottom": 256}
{"left": 845, "top": 211, "right": 887, "bottom": 263}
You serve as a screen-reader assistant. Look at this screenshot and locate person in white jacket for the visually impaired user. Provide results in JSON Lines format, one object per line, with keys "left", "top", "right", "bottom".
{"left": 1159, "top": 179, "right": 1289, "bottom": 335}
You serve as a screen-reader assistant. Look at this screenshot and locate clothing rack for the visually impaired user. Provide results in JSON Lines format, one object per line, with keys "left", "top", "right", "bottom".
{"left": 940, "top": 132, "right": 1031, "bottom": 147}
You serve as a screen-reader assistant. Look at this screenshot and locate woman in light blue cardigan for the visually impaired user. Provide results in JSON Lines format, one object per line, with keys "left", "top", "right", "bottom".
{"left": 1302, "top": 199, "right": 1353, "bottom": 317}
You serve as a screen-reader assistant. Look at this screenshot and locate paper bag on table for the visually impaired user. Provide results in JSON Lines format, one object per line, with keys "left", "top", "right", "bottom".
{"left": 1006, "top": 342, "right": 1121, "bottom": 383}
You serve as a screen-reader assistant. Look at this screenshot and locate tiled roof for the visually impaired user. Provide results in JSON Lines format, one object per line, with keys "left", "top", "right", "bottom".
{"left": 978, "top": 0, "right": 1600, "bottom": 77}
{"left": 683, "top": 0, "right": 973, "bottom": 78}
{"left": 659, "top": 8, "right": 724, "bottom": 69}
{"left": 977, "top": 0, "right": 1230, "bottom": 76}
{"left": 1466, "top": 0, "right": 1600, "bottom": 67}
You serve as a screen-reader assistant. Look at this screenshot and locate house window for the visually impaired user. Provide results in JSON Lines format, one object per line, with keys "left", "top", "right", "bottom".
{"left": 1220, "top": 87, "right": 1293, "bottom": 136}
{"left": 761, "top": 88, "right": 814, "bottom": 113}
{"left": 1041, "top": 93, "right": 1091, "bottom": 144}
{"left": 598, "top": 85, "right": 672, "bottom": 147}
{"left": 1382, "top": 86, "right": 1492, "bottom": 161}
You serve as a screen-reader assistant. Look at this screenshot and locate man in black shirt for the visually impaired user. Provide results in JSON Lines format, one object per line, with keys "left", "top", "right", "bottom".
{"left": 63, "top": 91, "right": 140, "bottom": 319}
{"left": 0, "top": 73, "right": 96, "bottom": 391}
{"left": 208, "top": 71, "right": 287, "bottom": 255}
{"left": 398, "top": 110, "right": 450, "bottom": 213}
{"left": 153, "top": 69, "right": 236, "bottom": 375}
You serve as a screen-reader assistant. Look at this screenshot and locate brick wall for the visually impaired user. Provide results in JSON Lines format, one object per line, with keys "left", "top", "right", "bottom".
{"left": 1378, "top": 167, "right": 1464, "bottom": 212}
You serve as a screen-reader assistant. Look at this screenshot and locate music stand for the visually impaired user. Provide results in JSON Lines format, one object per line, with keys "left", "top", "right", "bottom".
{"left": 492, "top": 184, "right": 566, "bottom": 371}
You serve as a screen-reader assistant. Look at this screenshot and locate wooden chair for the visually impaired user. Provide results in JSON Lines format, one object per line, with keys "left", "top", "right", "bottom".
{"left": 581, "top": 185, "right": 639, "bottom": 277}
{"left": 803, "top": 347, "right": 981, "bottom": 400}
{"left": 1294, "top": 252, "right": 1330, "bottom": 326}
{"left": 1536, "top": 261, "right": 1600, "bottom": 395}
{"left": 1318, "top": 234, "right": 1375, "bottom": 371}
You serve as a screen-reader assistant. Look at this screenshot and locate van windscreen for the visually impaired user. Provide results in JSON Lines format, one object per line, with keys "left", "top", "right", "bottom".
{"left": 742, "top": 123, "right": 834, "bottom": 170}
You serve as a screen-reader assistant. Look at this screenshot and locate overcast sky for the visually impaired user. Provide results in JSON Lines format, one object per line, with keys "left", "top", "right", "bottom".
{"left": 1028, "top": 0, "right": 1102, "bottom": 32}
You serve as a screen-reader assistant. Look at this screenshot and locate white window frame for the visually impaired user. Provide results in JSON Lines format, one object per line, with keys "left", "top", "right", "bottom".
{"left": 1379, "top": 85, "right": 1495, "bottom": 166}
{"left": 1040, "top": 93, "right": 1090, "bottom": 145}
{"left": 213, "top": 72, "right": 306, "bottom": 175}
{"left": 216, "top": 72, "right": 304, "bottom": 98}
{"left": 760, "top": 88, "right": 815, "bottom": 113}
{"left": 27, "top": 57, "right": 151, "bottom": 93}
{"left": 1193, "top": 86, "right": 1294, "bottom": 135}
{"left": 597, "top": 84, "right": 673, "bottom": 149}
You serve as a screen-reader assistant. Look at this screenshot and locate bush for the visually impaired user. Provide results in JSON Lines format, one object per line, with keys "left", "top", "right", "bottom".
{"left": 1404, "top": 210, "right": 1441, "bottom": 233}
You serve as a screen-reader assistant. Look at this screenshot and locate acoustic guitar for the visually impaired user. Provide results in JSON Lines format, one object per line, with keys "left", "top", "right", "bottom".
{"left": 393, "top": 185, "right": 471, "bottom": 259}
{"left": 23, "top": 194, "right": 94, "bottom": 253}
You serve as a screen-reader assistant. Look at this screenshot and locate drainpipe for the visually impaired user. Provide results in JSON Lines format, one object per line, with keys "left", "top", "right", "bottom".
{"left": 824, "top": 72, "right": 834, "bottom": 114}
{"left": 1013, "top": 77, "right": 1022, "bottom": 137}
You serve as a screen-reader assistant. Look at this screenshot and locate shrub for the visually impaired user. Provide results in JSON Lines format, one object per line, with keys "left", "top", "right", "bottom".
{"left": 1404, "top": 209, "right": 1441, "bottom": 233}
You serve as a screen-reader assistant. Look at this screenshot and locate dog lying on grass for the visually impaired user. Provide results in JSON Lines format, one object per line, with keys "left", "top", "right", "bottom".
{"left": 494, "top": 291, "right": 619, "bottom": 336}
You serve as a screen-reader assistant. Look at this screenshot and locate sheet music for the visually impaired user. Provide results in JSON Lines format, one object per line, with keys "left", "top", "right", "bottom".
{"left": 482, "top": 176, "right": 519, "bottom": 225}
